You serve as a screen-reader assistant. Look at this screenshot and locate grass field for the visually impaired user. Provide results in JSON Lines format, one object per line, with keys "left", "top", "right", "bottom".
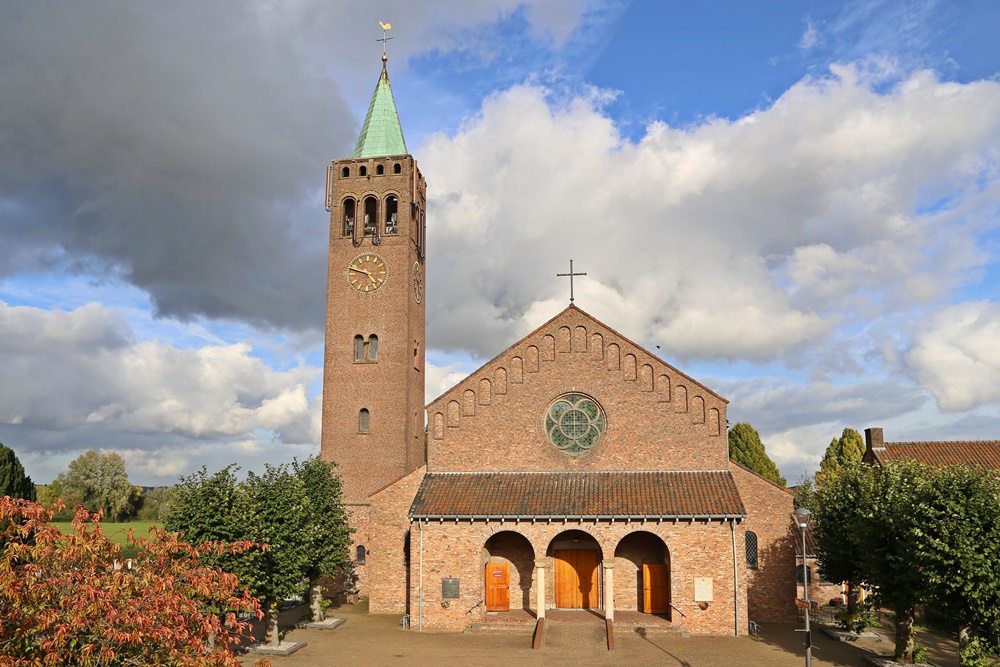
{"left": 51, "top": 521, "right": 164, "bottom": 549}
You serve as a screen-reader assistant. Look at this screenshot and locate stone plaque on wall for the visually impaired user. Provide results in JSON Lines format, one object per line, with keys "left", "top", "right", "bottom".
{"left": 442, "top": 578, "right": 460, "bottom": 599}
{"left": 694, "top": 577, "right": 714, "bottom": 602}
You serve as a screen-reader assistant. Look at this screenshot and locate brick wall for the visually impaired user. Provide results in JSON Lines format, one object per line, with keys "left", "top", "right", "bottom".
{"left": 426, "top": 307, "right": 729, "bottom": 474}
{"left": 367, "top": 466, "right": 426, "bottom": 613}
{"left": 729, "top": 463, "right": 798, "bottom": 622}
{"left": 407, "top": 519, "right": 747, "bottom": 635}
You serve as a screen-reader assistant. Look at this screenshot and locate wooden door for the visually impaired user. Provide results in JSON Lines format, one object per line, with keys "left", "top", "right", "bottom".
{"left": 485, "top": 562, "right": 510, "bottom": 612}
{"left": 643, "top": 563, "right": 669, "bottom": 614}
{"left": 555, "top": 550, "right": 599, "bottom": 609}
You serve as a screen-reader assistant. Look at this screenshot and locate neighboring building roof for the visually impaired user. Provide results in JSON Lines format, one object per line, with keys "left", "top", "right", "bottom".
{"left": 864, "top": 427, "right": 1000, "bottom": 468}
{"left": 409, "top": 471, "right": 747, "bottom": 521}
{"left": 353, "top": 62, "right": 407, "bottom": 158}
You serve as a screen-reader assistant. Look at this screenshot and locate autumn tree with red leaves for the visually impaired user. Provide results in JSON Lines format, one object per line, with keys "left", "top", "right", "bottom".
{"left": 0, "top": 497, "right": 270, "bottom": 667}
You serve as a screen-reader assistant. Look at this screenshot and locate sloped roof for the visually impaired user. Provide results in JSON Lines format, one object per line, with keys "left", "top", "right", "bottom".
{"left": 353, "top": 63, "right": 407, "bottom": 158}
{"left": 871, "top": 440, "right": 1000, "bottom": 468}
{"left": 409, "top": 471, "right": 746, "bottom": 520}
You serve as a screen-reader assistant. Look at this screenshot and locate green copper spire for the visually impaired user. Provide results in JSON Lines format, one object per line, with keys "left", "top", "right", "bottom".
{"left": 353, "top": 57, "right": 408, "bottom": 158}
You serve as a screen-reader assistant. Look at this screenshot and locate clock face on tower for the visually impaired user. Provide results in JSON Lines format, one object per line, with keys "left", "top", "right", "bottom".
{"left": 347, "top": 253, "right": 388, "bottom": 292}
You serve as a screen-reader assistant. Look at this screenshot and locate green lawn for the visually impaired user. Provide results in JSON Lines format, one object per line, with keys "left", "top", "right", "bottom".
{"left": 51, "top": 521, "right": 164, "bottom": 549}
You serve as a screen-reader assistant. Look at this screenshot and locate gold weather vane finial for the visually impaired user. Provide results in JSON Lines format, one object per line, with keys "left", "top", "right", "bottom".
{"left": 378, "top": 21, "right": 393, "bottom": 63}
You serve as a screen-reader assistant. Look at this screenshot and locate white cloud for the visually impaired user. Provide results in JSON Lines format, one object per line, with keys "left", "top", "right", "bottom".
{"left": 907, "top": 301, "right": 1000, "bottom": 411}
{"left": 0, "top": 301, "right": 320, "bottom": 444}
{"left": 420, "top": 65, "right": 1000, "bottom": 369}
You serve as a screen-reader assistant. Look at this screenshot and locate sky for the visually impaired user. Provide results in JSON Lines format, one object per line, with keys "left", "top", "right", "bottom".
{"left": 2, "top": 0, "right": 1000, "bottom": 488}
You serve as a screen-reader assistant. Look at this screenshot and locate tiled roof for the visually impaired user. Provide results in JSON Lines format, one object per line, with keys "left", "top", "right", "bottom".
{"left": 409, "top": 471, "right": 747, "bottom": 521}
{"left": 873, "top": 441, "right": 1000, "bottom": 468}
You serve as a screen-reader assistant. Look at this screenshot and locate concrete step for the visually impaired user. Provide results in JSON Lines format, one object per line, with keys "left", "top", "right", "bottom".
{"left": 542, "top": 619, "right": 607, "bottom": 650}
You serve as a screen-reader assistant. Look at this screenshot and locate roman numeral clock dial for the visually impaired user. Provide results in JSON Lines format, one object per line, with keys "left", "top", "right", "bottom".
{"left": 347, "top": 253, "right": 388, "bottom": 292}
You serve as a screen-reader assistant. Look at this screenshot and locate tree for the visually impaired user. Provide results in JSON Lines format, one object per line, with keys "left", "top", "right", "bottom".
{"left": 168, "top": 464, "right": 313, "bottom": 647}
{"left": 815, "top": 427, "right": 865, "bottom": 492}
{"left": 792, "top": 473, "right": 818, "bottom": 514}
{"left": 728, "top": 422, "right": 786, "bottom": 486}
{"left": 57, "top": 450, "right": 136, "bottom": 521}
{"left": 910, "top": 465, "right": 1000, "bottom": 665}
{"left": 293, "top": 457, "right": 353, "bottom": 622}
{"left": 0, "top": 443, "right": 35, "bottom": 501}
{"left": 815, "top": 459, "right": 930, "bottom": 662}
{"left": 0, "top": 497, "right": 269, "bottom": 666}
{"left": 137, "top": 486, "right": 174, "bottom": 521}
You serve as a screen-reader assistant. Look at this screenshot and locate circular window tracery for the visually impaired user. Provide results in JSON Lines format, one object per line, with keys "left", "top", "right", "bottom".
{"left": 546, "top": 394, "right": 605, "bottom": 455}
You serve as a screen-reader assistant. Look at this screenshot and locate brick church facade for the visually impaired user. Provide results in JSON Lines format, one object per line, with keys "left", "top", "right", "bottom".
{"left": 321, "top": 55, "right": 797, "bottom": 635}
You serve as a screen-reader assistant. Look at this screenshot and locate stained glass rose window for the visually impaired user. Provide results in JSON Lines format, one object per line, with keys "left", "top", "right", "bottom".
{"left": 546, "top": 394, "right": 605, "bottom": 455}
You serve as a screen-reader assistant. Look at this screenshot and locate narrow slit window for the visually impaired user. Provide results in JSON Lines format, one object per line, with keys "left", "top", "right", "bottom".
{"left": 363, "top": 196, "right": 377, "bottom": 235}
{"left": 368, "top": 334, "right": 378, "bottom": 361}
{"left": 359, "top": 408, "right": 370, "bottom": 432}
{"left": 356, "top": 545, "right": 366, "bottom": 564}
{"left": 342, "top": 199, "right": 356, "bottom": 237}
{"left": 341, "top": 166, "right": 350, "bottom": 178}
{"left": 384, "top": 195, "right": 399, "bottom": 234}
{"left": 745, "top": 531, "right": 759, "bottom": 569}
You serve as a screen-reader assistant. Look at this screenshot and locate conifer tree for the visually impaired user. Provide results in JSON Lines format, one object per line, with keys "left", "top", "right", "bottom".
{"left": 0, "top": 442, "right": 36, "bottom": 501}
{"left": 728, "top": 422, "right": 786, "bottom": 486}
{"left": 815, "top": 427, "right": 865, "bottom": 491}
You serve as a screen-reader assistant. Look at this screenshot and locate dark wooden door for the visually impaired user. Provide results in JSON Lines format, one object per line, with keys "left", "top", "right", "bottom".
{"left": 485, "top": 562, "right": 510, "bottom": 611}
{"left": 555, "top": 550, "right": 599, "bottom": 609}
{"left": 643, "top": 563, "right": 669, "bottom": 614}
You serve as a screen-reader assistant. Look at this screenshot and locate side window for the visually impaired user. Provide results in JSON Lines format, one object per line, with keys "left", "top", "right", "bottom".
{"left": 368, "top": 334, "right": 378, "bottom": 361}
{"left": 745, "top": 531, "right": 758, "bottom": 569}
{"left": 359, "top": 408, "right": 370, "bottom": 432}
{"left": 354, "top": 335, "right": 379, "bottom": 362}
{"left": 795, "top": 563, "right": 812, "bottom": 584}
{"left": 356, "top": 545, "right": 366, "bottom": 564}
{"left": 354, "top": 335, "right": 365, "bottom": 362}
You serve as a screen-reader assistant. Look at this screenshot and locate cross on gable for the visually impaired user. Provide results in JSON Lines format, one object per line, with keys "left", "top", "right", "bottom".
{"left": 557, "top": 259, "right": 587, "bottom": 303}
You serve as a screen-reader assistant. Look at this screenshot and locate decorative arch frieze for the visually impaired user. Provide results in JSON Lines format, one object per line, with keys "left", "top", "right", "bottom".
{"left": 640, "top": 364, "right": 654, "bottom": 392}
{"left": 479, "top": 378, "right": 492, "bottom": 405}
{"left": 607, "top": 343, "right": 620, "bottom": 371}
{"left": 511, "top": 357, "right": 524, "bottom": 383}
{"left": 495, "top": 367, "right": 508, "bottom": 395}
{"left": 574, "top": 326, "right": 588, "bottom": 352}
{"left": 656, "top": 374, "right": 671, "bottom": 402}
{"left": 623, "top": 354, "right": 637, "bottom": 381}
{"left": 447, "top": 400, "right": 460, "bottom": 427}
{"left": 691, "top": 396, "right": 705, "bottom": 424}
{"left": 674, "top": 385, "right": 688, "bottom": 413}
{"left": 557, "top": 326, "right": 571, "bottom": 353}
{"left": 541, "top": 334, "right": 555, "bottom": 361}
{"left": 591, "top": 333, "right": 604, "bottom": 360}
{"left": 526, "top": 346, "right": 539, "bottom": 372}
{"left": 708, "top": 408, "right": 721, "bottom": 435}
{"left": 433, "top": 412, "right": 444, "bottom": 439}
{"left": 463, "top": 389, "right": 476, "bottom": 416}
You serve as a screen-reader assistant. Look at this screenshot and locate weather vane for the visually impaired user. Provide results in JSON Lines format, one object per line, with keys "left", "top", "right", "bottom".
{"left": 378, "top": 21, "right": 393, "bottom": 62}
{"left": 557, "top": 259, "right": 587, "bottom": 303}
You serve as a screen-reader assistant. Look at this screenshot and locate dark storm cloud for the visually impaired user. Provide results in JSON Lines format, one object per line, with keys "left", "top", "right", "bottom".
{"left": 0, "top": 1, "right": 356, "bottom": 330}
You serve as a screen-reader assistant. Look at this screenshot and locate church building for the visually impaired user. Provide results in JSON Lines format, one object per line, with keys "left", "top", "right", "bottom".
{"left": 321, "top": 53, "right": 797, "bottom": 636}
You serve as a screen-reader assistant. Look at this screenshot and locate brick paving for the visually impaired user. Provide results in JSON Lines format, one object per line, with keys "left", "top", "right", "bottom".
{"left": 238, "top": 601, "right": 961, "bottom": 667}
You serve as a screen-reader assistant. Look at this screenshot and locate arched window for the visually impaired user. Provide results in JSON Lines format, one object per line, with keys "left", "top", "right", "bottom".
{"left": 796, "top": 563, "right": 812, "bottom": 584}
{"left": 745, "top": 531, "right": 759, "bottom": 569}
{"left": 359, "top": 408, "right": 370, "bottom": 432}
{"left": 384, "top": 195, "right": 399, "bottom": 234}
{"left": 341, "top": 166, "right": 350, "bottom": 178}
{"left": 376, "top": 164, "right": 384, "bottom": 175}
{"left": 359, "top": 165, "right": 367, "bottom": 177}
{"left": 354, "top": 335, "right": 365, "bottom": 362}
{"left": 342, "top": 198, "right": 356, "bottom": 237}
{"left": 354, "top": 335, "right": 378, "bottom": 363}
{"left": 355, "top": 545, "right": 366, "bottom": 564}
{"left": 368, "top": 334, "right": 378, "bottom": 361}
{"left": 393, "top": 163, "right": 401, "bottom": 174}
{"left": 363, "top": 196, "right": 377, "bottom": 235}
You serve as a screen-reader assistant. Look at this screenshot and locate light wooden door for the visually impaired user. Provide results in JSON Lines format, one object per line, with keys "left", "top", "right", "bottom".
{"left": 485, "top": 562, "right": 510, "bottom": 611}
{"left": 555, "top": 550, "right": 599, "bottom": 609}
{"left": 643, "top": 563, "right": 669, "bottom": 614}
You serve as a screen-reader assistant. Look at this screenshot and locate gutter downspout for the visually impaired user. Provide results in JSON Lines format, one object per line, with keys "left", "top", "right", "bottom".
{"left": 731, "top": 519, "right": 739, "bottom": 636}
{"left": 419, "top": 520, "right": 424, "bottom": 631}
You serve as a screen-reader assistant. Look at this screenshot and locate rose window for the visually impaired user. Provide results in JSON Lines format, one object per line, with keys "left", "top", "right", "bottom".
{"left": 546, "top": 394, "right": 605, "bottom": 455}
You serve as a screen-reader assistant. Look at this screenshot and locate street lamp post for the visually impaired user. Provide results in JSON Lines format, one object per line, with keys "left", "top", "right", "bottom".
{"left": 794, "top": 507, "right": 813, "bottom": 667}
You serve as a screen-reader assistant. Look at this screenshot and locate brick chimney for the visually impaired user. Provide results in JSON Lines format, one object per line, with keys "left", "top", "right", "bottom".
{"left": 864, "top": 427, "right": 884, "bottom": 462}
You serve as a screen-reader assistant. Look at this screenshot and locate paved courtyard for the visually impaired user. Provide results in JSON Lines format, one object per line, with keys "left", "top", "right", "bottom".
{"left": 239, "top": 601, "right": 961, "bottom": 667}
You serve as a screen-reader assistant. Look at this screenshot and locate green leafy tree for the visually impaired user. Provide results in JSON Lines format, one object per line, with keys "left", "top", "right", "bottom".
{"left": 911, "top": 465, "right": 1000, "bottom": 664}
{"left": 728, "top": 422, "right": 786, "bottom": 486}
{"left": 815, "top": 427, "right": 865, "bottom": 492}
{"left": 816, "top": 459, "right": 930, "bottom": 662}
{"left": 0, "top": 443, "right": 35, "bottom": 501}
{"left": 792, "top": 474, "right": 818, "bottom": 513}
{"left": 293, "top": 457, "right": 353, "bottom": 622}
{"left": 137, "top": 486, "right": 174, "bottom": 521}
{"left": 57, "top": 450, "right": 136, "bottom": 521}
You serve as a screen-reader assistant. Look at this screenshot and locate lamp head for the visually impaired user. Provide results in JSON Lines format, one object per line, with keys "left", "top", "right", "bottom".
{"left": 793, "top": 507, "right": 812, "bottom": 529}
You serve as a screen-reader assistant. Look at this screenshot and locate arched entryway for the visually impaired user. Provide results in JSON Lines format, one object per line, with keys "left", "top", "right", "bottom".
{"left": 483, "top": 531, "right": 534, "bottom": 612}
{"left": 547, "top": 530, "right": 602, "bottom": 610}
{"left": 614, "top": 531, "right": 671, "bottom": 618}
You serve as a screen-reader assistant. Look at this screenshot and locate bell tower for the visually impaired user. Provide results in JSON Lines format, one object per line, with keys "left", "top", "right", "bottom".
{"left": 320, "top": 52, "right": 427, "bottom": 555}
